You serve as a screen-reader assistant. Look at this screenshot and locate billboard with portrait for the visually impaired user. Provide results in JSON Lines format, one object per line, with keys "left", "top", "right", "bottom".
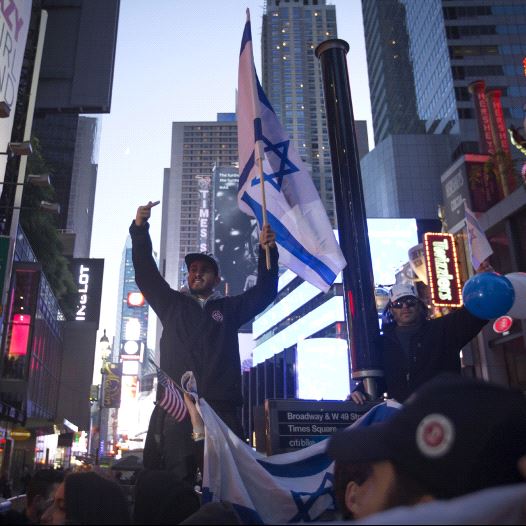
{"left": 212, "top": 167, "right": 259, "bottom": 296}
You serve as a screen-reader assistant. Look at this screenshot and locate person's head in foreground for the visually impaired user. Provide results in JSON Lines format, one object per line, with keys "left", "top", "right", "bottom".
{"left": 328, "top": 374, "right": 526, "bottom": 520}
{"left": 25, "top": 469, "right": 65, "bottom": 524}
{"left": 40, "top": 471, "right": 130, "bottom": 525}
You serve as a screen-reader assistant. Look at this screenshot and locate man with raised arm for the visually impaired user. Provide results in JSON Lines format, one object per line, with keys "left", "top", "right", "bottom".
{"left": 129, "top": 200, "right": 279, "bottom": 484}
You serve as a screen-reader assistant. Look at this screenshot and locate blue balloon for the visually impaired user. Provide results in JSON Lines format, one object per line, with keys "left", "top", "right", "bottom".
{"left": 462, "top": 272, "right": 515, "bottom": 319}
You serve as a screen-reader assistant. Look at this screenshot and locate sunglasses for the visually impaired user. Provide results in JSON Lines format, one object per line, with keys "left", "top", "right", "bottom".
{"left": 390, "top": 297, "right": 418, "bottom": 309}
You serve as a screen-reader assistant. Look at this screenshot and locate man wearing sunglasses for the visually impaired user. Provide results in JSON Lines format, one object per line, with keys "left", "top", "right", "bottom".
{"left": 351, "top": 283, "right": 487, "bottom": 404}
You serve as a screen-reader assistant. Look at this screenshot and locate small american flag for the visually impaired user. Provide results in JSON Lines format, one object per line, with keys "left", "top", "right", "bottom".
{"left": 156, "top": 367, "right": 188, "bottom": 422}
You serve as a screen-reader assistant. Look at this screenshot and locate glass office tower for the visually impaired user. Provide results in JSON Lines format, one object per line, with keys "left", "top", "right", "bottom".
{"left": 401, "top": 0, "right": 526, "bottom": 157}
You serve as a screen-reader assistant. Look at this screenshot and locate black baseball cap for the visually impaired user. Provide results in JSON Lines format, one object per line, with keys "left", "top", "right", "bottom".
{"left": 185, "top": 252, "right": 219, "bottom": 275}
{"left": 327, "top": 374, "right": 526, "bottom": 499}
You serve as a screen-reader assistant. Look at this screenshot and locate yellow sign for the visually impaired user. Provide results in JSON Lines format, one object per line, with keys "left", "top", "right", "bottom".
{"left": 10, "top": 428, "right": 31, "bottom": 441}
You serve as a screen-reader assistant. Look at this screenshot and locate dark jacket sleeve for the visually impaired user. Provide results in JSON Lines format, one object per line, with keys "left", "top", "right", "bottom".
{"left": 438, "top": 305, "right": 488, "bottom": 357}
{"left": 129, "top": 221, "right": 175, "bottom": 321}
{"left": 231, "top": 244, "right": 279, "bottom": 326}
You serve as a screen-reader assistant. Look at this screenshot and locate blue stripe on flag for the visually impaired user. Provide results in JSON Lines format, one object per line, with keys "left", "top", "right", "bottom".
{"left": 239, "top": 152, "right": 254, "bottom": 190}
{"left": 240, "top": 21, "right": 251, "bottom": 56}
{"left": 241, "top": 191, "right": 337, "bottom": 286}
{"left": 256, "top": 453, "right": 332, "bottom": 478}
{"left": 254, "top": 118, "right": 263, "bottom": 141}
{"left": 256, "top": 75, "right": 275, "bottom": 113}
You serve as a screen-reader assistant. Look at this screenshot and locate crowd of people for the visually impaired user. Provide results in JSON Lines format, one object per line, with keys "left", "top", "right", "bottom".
{"left": 4, "top": 372, "right": 524, "bottom": 524}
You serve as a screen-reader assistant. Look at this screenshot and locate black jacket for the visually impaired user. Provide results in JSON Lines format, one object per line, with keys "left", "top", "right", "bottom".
{"left": 130, "top": 221, "right": 279, "bottom": 409}
{"left": 358, "top": 307, "right": 487, "bottom": 403}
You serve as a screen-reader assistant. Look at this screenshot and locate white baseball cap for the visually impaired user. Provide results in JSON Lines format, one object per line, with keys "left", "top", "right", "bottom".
{"left": 389, "top": 283, "right": 418, "bottom": 304}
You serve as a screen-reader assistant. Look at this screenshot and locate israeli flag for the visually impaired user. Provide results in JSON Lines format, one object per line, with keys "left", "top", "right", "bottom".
{"left": 237, "top": 11, "right": 347, "bottom": 293}
{"left": 464, "top": 202, "right": 493, "bottom": 271}
{"left": 198, "top": 397, "right": 401, "bottom": 524}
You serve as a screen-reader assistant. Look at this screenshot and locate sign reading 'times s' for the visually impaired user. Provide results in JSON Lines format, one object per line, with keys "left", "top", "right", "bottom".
{"left": 424, "top": 233, "right": 463, "bottom": 308}
{"left": 69, "top": 258, "right": 104, "bottom": 324}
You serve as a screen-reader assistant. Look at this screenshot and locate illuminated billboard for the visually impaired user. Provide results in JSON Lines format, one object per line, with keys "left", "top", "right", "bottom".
{"left": 101, "top": 362, "right": 122, "bottom": 408}
{"left": 69, "top": 258, "right": 104, "bottom": 324}
{"left": 196, "top": 175, "right": 212, "bottom": 253}
{"left": 127, "top": 291, "right": 145, "bottom": 307}
{"left": 424, "top": 233, "right": 463, "bottom": 308}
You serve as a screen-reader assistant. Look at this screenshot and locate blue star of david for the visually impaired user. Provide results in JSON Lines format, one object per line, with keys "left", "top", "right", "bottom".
{"left": 250, "top": 135, "right": 300, "bottom": 192}
{"left": 288, "top": 472, "right": 335, "bottom": 523}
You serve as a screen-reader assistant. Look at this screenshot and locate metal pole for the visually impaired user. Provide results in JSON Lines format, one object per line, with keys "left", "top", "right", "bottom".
{"left": 315, "top": 39, "right": 383, "bottom": 398}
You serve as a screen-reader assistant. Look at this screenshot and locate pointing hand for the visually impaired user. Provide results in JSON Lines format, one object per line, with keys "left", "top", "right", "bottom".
{"left": 135, "top": 200, "right": 160, "bottom": 226}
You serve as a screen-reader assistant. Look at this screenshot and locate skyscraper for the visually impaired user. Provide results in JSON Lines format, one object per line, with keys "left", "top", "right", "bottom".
{"left": 261, "top": 0, "right": 338, "bottom": 225}
{"left": 160, "top": 114, "right": 238, "bottom": 291}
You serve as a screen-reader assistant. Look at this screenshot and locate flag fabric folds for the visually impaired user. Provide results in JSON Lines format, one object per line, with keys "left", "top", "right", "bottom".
{"left": 237, "top": 11, "right": 347, "bottom": 293}
{"left": 464, "top": 202, "right": 493, "bottom": 271}
{"left": 195, "top": 389, "right": 401, "bottom": 523}
{"left": 154, "top": 365, "right": 188, "bottom": 422}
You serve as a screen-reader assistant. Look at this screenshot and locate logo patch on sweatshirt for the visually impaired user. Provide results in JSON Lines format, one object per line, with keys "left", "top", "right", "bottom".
{"left": 211, "top": 310, "right": 224, "bottom": 323}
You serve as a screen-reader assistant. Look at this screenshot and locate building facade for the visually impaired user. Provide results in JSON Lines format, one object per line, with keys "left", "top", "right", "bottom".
{"left": 161, "top": 115, "right": 239, "bottom": 291}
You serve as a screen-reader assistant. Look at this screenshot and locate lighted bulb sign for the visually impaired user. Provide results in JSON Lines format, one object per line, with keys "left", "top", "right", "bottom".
{"left": 196, "top": 175, "right": 211, "bottom": 253}
{"left": 423, "top": 233, "right": 463, "bottom": 308}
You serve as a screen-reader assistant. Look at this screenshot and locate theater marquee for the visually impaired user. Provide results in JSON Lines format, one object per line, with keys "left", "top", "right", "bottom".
{"left": 424, "top": 233, "right": 463, "bottom": 308}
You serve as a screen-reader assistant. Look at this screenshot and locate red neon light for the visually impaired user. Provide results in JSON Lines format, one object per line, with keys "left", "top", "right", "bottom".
{"left": 523, "top": 57, "right": 526, "bottom": 77}
{"left": 347, "top": 290, "right": 355, "bottom": 319}
{"left": 8, "top": 314, "right": 31, "bottom": 356}
{"left": 469, "top": 81, "right": 496, "bottom": 154}
{"left": 487, "top": 90, "right": 510, "bottom": 154}
{"left": 493, "top": 316, "right": 513, "bottom": 334}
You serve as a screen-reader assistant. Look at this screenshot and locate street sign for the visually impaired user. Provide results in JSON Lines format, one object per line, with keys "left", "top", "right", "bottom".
{"left": 493, "top": 315, "right": 513, "bottom": 334}
{"left": 261, "top": 399, "right": 380, "bottom": 455}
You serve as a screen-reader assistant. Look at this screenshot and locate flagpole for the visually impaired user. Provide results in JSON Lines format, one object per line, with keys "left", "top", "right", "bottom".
{"left": 316, "top": 40, "right": 383, "bottom": 399}
{"left": 247, "top": 8, "right": 271, "bottom": 270}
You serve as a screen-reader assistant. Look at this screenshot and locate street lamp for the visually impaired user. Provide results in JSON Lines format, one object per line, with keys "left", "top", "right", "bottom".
{"left": 95, "top": 330, "right": 112, "bottom": 464}
{"left": 0, "top": 201, "right": 61, "bottom": 215}
{"left": 99, "top": 329, "right": 112, "bottom": 362}
{"left": 0, "top": 102, "right": 10, "bottom": 118}
{"left": 2, "top": 173, "right": 53, "bottom": 189}
{"left": 0, "top": 141, "right": 33, "bottom": 156}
